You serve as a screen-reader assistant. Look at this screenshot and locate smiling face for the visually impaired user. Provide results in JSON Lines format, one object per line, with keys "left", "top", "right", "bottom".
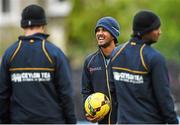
{"left": 95, "top": 27, "right": 115, "bottom": 48}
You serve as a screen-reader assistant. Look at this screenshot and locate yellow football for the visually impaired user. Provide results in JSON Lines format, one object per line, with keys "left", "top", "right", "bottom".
{"left": 84, "top": 92, "right": 111, "bottom": 118}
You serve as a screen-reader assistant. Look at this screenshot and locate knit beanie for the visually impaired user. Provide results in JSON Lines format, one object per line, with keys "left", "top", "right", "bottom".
{"left": 133, "top": 10, "right": 161, "bottom": 36}
{"left": 21, "top": 4, "right": 47, "bottom": 28}
{"left": 95, "top": 17, "right": 120, "bottom": 43}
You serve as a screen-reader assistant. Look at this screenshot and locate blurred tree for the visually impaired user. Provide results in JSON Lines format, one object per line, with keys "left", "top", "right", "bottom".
{"left": 67, "top": 0, "right": 180, "bottom": 67}
{"left": 153, "top": 0, "right": 180, "bottom": 62}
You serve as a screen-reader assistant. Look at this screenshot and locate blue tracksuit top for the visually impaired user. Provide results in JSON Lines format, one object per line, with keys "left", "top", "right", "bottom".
{"left": 111, "top": 37, "right": 178, "bottom": 124}
{"left": 81, "top": 49, "right": 118, "bottom": 124}
{"left": 0, "top": 33, "right": 76, "bottom": 123}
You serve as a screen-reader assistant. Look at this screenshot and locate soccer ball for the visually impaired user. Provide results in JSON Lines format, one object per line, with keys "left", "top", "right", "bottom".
{"left": 84, "top": 92, "right": 111, "bottom": 118}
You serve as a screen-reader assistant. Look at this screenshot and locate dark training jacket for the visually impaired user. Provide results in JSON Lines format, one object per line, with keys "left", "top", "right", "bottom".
{"left": 81, "top": 49, "right": 118, "bottom": 124}
{"left": 111, "top": 37, "right": 178, "bottom": 124}
{"left": 0, "top": 33, "right": 76, "bottom": 123}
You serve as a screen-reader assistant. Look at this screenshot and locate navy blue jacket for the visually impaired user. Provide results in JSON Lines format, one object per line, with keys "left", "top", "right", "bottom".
{"left": 0, "top": 33, "right": 76, "bottom": 123}
{"left": 81, "top": 49, "right": 117, "bottom": 124}
{"left": 111, "top": 37, "right": 178, "bottom": 124}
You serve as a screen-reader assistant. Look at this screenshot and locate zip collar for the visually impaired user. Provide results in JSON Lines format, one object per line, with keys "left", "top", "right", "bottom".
{"left": 99, "top": 46, "right": 118, "bottom": 60}
{"left": 130, "top": 37, "right": 152, "bottom": 45}
{"left": 18, "top": 33, "right": 49, "bottom": 41}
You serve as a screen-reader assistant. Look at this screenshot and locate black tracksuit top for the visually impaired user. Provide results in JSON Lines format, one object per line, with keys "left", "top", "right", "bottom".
{"left": 111, "top": 37, "right": 178, "bottom": 124}
{"left": 0, "top": 33, "right": 76, "bottom": 123}
{"left": 81, "top": 49, "right": 118, "bottom": 124}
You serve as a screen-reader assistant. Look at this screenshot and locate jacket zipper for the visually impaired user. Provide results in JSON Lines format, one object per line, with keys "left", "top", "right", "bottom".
{"left": 101, "top": 50, "right": 112, "bottom": 125}
{"left": 105, "top": 65, "right": 112, "bottom": 125}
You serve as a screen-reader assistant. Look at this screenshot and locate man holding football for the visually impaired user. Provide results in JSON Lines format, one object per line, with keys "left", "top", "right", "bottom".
{"left": 81, "top": 16, "right": 120, "bottom": 124}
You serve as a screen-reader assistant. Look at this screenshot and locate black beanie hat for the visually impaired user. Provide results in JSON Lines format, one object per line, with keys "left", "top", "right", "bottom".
{"left": 21, "top": 4, "right": 47, "bottom": 28}
{"left": 133, "top": 10, "right": 161, "bottom": 36}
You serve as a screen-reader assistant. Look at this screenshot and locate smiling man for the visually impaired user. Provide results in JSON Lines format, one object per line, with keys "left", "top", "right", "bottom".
{"left": 81, "top": 17, "right": 120, "bottom": 124}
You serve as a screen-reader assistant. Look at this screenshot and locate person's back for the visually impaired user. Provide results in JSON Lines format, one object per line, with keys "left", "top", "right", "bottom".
{"left": 111, "top": 10, "right": 178, "bottom": 124}
{"left": 112, "top": 39, "right": 173, "bottom": 123}
{"left": 0, "top": 4, "right": 76, "bottom": 123}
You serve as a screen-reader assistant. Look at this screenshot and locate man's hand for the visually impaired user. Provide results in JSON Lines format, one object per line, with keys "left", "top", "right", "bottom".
{"left": 85, "top": 113, "right": 104, "bottom": 123}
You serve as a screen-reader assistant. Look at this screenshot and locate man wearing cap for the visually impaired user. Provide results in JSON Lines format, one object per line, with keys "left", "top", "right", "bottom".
{"left": 0, "top": 4, "right": 76, "bottom": 123}
{"left": 81, "top": 16, "right": 120, "bottom": 124}
{"left": 111, "top": 10, "right": 178, "bottom": 123}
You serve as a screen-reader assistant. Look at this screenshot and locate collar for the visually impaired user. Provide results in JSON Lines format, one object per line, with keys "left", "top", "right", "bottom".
{"left": 18, "top": 33, "right": 49, "bottom": 41}
{"left": 99, "top": 47, "right": 117, "bottom": 59}
{"left": 130, "top": 37, "right": 145, "bottom": 45}
{"left": 130, "top": 37, "right": 152, "bottom": 45}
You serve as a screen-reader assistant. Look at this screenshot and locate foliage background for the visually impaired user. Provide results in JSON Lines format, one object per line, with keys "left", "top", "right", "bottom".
{"left": 0, "top": 0, "right": 180, "bottom": 120}
{"left": 67, "top": 0, "right": 180, "bottom": 67}
{"left": 0, "top": 0, "right": 180, "bottom": 67}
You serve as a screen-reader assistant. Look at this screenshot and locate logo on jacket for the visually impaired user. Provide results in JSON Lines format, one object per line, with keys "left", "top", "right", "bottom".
{"left": 11, "top": 72, "right": 51, "bottom": 83}
{"left": 113, "top": 72, "right": 144, "bottom": 84}
{"left": 89, "top": 67, "right": 102, "bottom": 73}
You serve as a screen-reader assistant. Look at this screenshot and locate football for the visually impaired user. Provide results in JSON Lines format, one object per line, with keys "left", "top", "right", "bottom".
{"left": 84, "top": 92, "right": 111, "bottom": 118}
